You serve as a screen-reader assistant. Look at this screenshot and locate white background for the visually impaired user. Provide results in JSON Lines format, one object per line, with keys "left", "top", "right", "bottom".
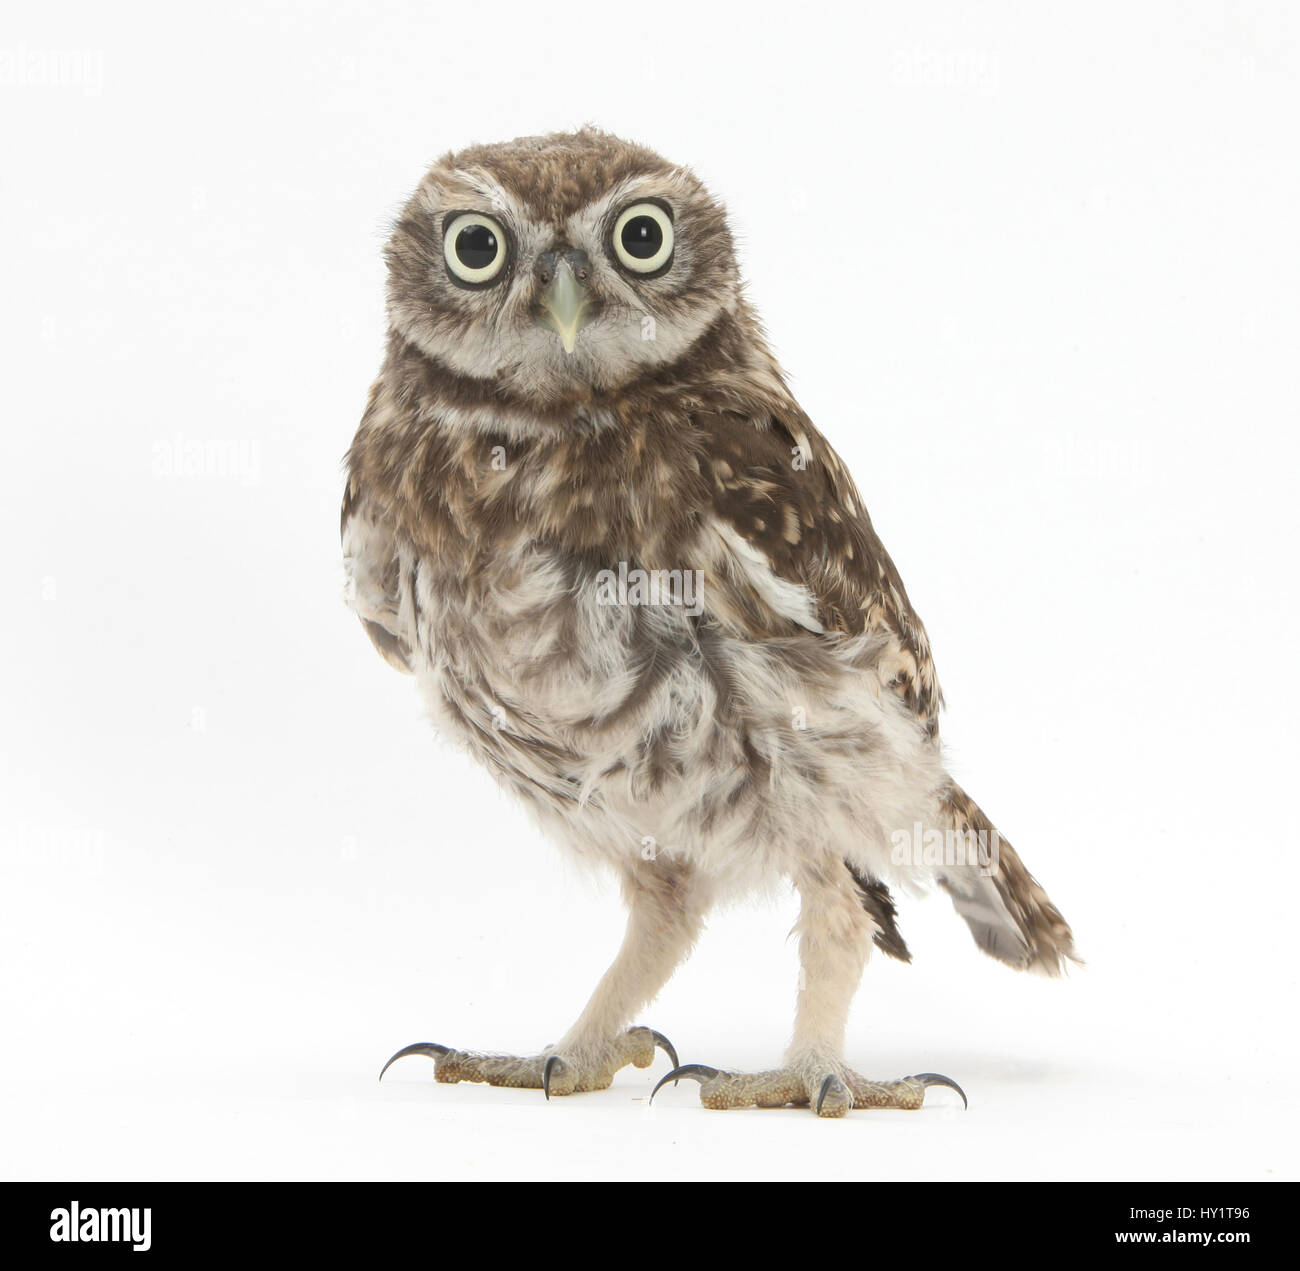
{"left": 2, "top": 0, "right": 1297, "bottom": 1182}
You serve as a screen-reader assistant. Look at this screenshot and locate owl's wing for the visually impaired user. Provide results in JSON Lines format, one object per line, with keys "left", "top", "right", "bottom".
{"left": 341, "top": 476, "right": 413, "bottom": 674}
{"left": 694, "top": 408, "right": 942, "bottom": 735}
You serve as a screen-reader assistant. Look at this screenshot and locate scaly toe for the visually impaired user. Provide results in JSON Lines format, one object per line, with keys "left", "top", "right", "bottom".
{"left": 815, "top": 1073, "right": 852, "bottom": 1118}
{"left": 843, "top": 1069, "right": 969, "bottom": 1110}
{"left": 627, "top": 1027, "right": 679, "bottom": 1072}
{"left": 651, "top": 1066, "right": 809, "bottom": 1110}
{"left": 543, "top": 1055, "right": 577, "bottom": 1098}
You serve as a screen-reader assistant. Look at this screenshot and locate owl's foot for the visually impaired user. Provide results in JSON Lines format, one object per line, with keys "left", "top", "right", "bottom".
{"left": 650, "top": 1059, "right": 966, "bottom": 1118}
{"left": 378, "top": 1026, "right": 678, "bottom": 1097}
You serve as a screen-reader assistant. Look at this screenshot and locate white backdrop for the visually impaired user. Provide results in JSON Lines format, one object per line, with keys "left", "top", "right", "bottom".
{"left": 2, "top": 0, "right": 1297, "bottom": 1182}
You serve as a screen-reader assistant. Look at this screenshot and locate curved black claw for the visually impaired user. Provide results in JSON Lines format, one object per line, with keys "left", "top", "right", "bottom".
{"left": 817, "top": 1073, "right": 850, "bottom": 1116}
{"left": 378, "top": 1042, "right": 451, "bottom": 1083}
{"left": 543, "top": 1054, "right": 564, "bottom": 1101}
{"left": 648, "top": 1029, "right": 680, "bottom": 1075}
{"left": 650, "top": 1063, "right": 720, "bottom": 1103}
{"left": 908, "top": 1071, "right": 969, "bottom": 1110}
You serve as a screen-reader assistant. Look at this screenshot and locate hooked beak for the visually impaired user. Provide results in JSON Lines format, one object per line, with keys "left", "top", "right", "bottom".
{"left": 536, "top": 260, "right": 598, "bottom": 354}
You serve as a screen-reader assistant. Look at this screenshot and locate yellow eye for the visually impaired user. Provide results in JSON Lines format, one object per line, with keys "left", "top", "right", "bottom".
{"left": 612, "top": 202, "right": 674, "bottom": 274}
{"left": 443, "top": 212, "right": 508, "bottom": 285}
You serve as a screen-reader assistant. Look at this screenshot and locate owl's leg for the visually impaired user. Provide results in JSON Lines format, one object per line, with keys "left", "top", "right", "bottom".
{"left": 380, "top": 858, "right": 707, "bottom": 1097}
{"left": 653, "top": 858, "right": 966, "bottom": 1117}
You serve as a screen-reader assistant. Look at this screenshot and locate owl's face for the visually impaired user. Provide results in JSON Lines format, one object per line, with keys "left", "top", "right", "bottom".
{"left": 384, "top": 130, "right": 740, "bottom": 404}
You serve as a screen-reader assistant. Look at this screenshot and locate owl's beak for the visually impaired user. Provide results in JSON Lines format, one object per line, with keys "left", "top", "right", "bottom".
{"left": 536, "top": 259, "right": 597, "bottom": 355}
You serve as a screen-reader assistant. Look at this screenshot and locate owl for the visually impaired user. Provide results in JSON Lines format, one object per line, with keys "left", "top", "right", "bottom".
{"left": 345, "top": 128, "right": 1076, "bottom": 1116}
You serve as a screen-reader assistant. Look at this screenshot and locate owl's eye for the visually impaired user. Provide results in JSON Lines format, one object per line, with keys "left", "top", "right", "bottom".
{"left": 443, "top": 212, "right": 508, "bottom": 286}
{"left": 612, "top": 202, "right": 674, "bottom": 275}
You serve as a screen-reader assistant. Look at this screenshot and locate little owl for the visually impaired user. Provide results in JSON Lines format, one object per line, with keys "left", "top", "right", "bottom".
{"left": 345, "top": 128, "right": 1076, "bottom": 1117}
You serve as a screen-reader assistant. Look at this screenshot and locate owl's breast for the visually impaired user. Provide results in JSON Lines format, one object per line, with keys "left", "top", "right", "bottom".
{"left": 408, "top": 535, "right": 717, "bottom": 787}
{"left": 421, "top": 537, "right": 689, "bottom": 698}
{"left": 398, "top": 522, "right": 944, "bottom": 888}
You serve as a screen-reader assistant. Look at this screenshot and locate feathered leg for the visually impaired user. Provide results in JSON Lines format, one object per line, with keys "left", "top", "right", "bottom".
{"left": 654, "top": 858, "right": 965, "bottom": 1117}
{"left": 380, "top": 858, "right": 707, "bottom": 1096}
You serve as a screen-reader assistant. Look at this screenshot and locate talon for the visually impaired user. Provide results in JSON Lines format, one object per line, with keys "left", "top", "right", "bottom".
{"left": 650, "top": 1063, "right": 720, "bottom": 1102}
{"left": 907, "top": 1071, "right": 969, "bottom": 1110}
{"left": 543, "top": 1054, "right": 565, "bottom": 1100}
{"left": 379, "top": 1042, "right": 451, "bottom": 1082}
{"left": 648, "top": 1029, "right": 680, "bottom": 1075}
{"left": 816, "top": 1073, "right": 850, "bottom": 1116}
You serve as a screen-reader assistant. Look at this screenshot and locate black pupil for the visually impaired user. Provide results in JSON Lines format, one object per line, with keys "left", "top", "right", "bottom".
{"left": 455, "top": 224, "right": 498, "bottom": 270}
{"left": 621, "top": 215, "right": 663, "bottom": 260}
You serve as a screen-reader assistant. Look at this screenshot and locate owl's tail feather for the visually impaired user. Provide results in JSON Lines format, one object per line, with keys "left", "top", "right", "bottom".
{"left": 935, "top": 783, "right": 1079, "bottom": 976}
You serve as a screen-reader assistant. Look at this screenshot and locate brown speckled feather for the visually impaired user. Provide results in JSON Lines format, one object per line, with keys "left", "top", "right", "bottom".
{"left": 697, "top": 405, "right": 944, "bottom": 738}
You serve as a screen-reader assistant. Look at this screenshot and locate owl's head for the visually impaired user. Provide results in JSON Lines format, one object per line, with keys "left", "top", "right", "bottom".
{"left": 384, "top": 129, "right": 741, "bottom": 403}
